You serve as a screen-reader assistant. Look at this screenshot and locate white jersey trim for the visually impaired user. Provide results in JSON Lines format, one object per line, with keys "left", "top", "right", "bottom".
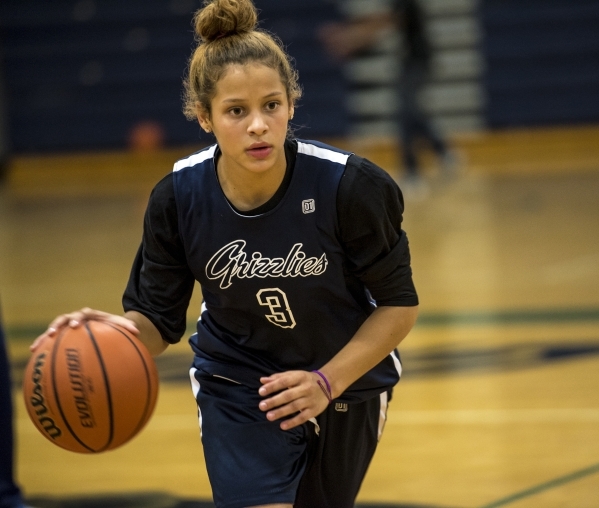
{"left": 173, "top": 145, "right": 217, "bottom": 172}
{"left": 297, "top": 141, "right": 350, "bottom": 166}
{"left": 378, "top": 390, "right": 389, "bottom": 441}
{"left": 189, "top": 367, "right": 203, "bottom": 435}
{"left": 390, "top": 350, "right": 402, "bottom": 378}
{"left": 174, "top": 142, "right": 347, "bottom": 171}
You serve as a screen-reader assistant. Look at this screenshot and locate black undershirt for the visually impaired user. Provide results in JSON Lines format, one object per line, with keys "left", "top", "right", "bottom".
{"left": 123, "top": 139, "right": 418, "bottom": 344}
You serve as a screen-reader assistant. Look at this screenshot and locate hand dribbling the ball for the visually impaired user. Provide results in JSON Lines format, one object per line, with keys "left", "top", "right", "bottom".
{"left": 31, "top": 307, "right": 139, "bottom": 352}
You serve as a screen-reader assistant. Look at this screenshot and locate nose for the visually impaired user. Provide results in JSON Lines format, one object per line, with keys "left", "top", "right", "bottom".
{"left": 247, "top": 111, "right": 268, "bottom": 136}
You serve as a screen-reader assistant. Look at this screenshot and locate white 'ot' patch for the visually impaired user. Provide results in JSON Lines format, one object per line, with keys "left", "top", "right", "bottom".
{"left": 302, "top": 199, "right": 315, "bottom": 214}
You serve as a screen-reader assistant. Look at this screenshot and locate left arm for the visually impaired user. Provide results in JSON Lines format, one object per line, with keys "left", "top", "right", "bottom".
{"left": 260, "top": 155, "right": 419, "bottom": 430}
{"left": 318, "top": 305, "right": 417, "bottom": 399}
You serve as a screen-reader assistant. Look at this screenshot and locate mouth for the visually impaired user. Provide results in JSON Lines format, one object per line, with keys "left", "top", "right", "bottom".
{"left": 246, "top": 143, "right": 273, "bottom": 159}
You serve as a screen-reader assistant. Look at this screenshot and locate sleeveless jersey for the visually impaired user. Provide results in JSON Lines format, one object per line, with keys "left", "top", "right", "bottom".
{"left": 172, "top": 139, "right": 401, "bottom": 402}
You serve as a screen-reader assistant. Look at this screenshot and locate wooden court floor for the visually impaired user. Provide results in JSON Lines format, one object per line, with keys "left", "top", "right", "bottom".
{"left": 1, "top": 128, "right": 598, "bottom": 508}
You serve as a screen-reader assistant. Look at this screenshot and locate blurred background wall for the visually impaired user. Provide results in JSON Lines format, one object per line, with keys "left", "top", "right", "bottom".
{"left": 482, "top": 0, "right": 599, "bottom": 128}
{"left": 0, "top": 0, "right": 345, "bottom": 154}
{"left": 1, "top": 0, "right": 598, "bottom": 156}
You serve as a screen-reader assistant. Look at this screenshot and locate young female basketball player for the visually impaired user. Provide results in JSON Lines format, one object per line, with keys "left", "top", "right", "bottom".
{"left": 32, "top": 1, "right": 419, "bottom": 506}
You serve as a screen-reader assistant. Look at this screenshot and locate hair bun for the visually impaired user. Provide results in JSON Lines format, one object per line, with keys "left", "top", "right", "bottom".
{"left": 195, "top": 0, "right": 258, "bottom": 43}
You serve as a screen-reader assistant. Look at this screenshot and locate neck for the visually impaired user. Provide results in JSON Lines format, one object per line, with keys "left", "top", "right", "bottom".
{"left": 216, "top": 151, "right": 287, "bottom": 212}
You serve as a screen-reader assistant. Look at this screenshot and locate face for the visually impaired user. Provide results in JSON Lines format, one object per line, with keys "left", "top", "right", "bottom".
{"left": 197, "top": 63, "right": 294, "bottom": 178}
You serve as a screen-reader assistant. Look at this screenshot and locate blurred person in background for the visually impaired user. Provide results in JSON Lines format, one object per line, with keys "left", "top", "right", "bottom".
{"left": 0, "top": 302, "right": 35, "bottom": 508}
{"left": 320, "top": 0, "right": 459, "bottom": 198}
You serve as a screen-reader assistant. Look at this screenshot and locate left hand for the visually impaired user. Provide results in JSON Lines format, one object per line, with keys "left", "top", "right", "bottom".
{"left": 258, "top": 370, "right": 331, "bottom": 431}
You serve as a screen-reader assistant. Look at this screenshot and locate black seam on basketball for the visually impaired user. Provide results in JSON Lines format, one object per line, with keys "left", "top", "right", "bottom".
{"left": 51, "top": 328, "right": 95, "bottom": 453}
{"left": 87, "top": 322, "right": 115, "bottom": 452}
{"left": 105, "top": 322, "right": 155, "bottom": 440}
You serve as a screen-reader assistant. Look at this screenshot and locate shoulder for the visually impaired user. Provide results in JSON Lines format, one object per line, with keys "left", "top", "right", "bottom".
{"left": 146, "top": 173, "right": 177, "bottom": 224}
{"left": 173, "top": 144, "right": 218, "bottom": 173}
{"left": 150, "top": 172, "right": 174, "bottom": 201}
{"left": 340, "top": 154, "right": 403, "bottom": 210}
{"left": 148, "top": 142, "right": 217, "bottom": 217}
{"left": 345, "top": 154, "right": 397, "bottom": 185}
{"left": 295, "top": 139, "right": 352, "bottom": 166}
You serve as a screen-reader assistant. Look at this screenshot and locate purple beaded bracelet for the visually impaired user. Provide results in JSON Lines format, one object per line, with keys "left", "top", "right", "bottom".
{"left": 312, "top": 370, "right": 332, "bottom": 403}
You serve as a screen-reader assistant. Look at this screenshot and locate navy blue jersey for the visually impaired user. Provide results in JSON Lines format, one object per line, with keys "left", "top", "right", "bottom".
{"left": 172, "top": 140, "right": 401, "bottom": 402}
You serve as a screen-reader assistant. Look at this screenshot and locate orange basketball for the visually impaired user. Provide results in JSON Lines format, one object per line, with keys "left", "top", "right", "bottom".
{"left": 22, "top": 320, "right": 159, "bottom": 453}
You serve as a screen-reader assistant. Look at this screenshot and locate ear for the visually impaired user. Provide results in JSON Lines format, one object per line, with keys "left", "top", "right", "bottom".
{"left": 196, "top": 104, "right": 212, "bottom": 133}
{"left": 288, "top": 104, "right": 295, "bottom": 121}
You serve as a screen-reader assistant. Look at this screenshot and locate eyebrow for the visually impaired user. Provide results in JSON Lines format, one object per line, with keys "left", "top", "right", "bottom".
{"left": 221, "top": 91, "right": 283, "bottom": 104}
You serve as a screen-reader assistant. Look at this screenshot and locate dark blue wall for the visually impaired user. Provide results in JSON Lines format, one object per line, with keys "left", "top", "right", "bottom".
{"left": 0, "top": 0, "right": 345, "bottom": 153}
{"left": 481, "top": 0, "right": 599, "bottom": 128}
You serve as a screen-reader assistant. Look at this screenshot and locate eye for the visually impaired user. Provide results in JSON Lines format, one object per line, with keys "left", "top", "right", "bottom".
{"left": 265, "top": 101, "right": 280, "bottom": 111}
{"left": 229, "top": 107, "right": 244, "bottom": 116}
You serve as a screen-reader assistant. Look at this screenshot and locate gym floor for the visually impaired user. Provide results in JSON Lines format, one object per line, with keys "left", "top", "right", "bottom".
{"left": 1, "top": 126, "right": 598, "bottom": 508}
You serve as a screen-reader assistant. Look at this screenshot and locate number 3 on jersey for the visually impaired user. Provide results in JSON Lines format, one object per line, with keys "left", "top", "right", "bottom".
{"left": 256, "top": 288, "right": 296, "bottom": 329}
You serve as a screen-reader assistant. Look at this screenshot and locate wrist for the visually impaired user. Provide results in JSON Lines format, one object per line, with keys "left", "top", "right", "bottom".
{"left": 312, "top": 369, "right": 333, "bottom": 403}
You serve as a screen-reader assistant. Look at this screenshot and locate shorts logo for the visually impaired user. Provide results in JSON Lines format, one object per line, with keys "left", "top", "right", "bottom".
{"left": 334, "top": 402, "right": 348, "bottom": 412}
{"left": 302, "top": 199, "right": 315, "bottom": 214}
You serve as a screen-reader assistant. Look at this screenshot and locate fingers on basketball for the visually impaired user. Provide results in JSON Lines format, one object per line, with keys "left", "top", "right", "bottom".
{"left": 23, "top": 320, "right": 159, "bottom": 453}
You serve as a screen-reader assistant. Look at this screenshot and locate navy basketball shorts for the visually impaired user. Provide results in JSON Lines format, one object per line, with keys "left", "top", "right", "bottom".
{"left": 190, "top": 367, "right": 392, "bottom": 508}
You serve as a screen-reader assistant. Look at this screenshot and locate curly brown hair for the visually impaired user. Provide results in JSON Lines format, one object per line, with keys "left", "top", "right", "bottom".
{"left": 183, "top": 0, "right": 302, "bottom": 128}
